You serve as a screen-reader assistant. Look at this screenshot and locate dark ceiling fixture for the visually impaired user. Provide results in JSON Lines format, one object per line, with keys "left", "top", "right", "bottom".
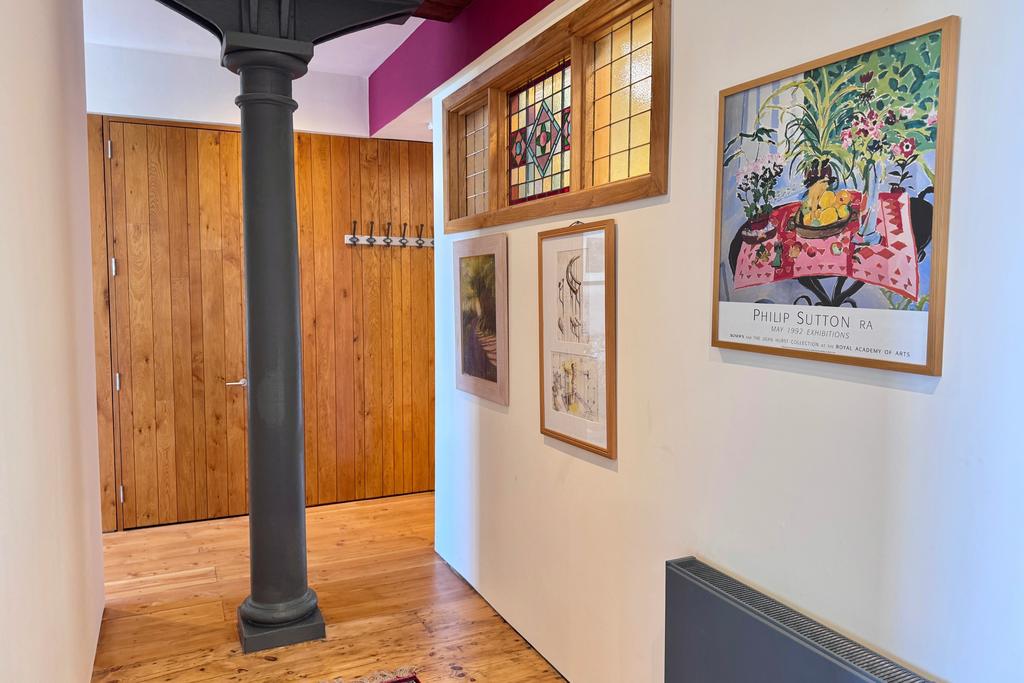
{"left": 150, "top": 0, "right": 464, "bottom": 654}
{"left": 414, "top": 0, "right": 475, "bottom": 22}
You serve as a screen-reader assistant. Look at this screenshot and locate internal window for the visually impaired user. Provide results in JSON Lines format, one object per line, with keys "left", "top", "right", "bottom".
{"left": 591, "top": 5, "right": 653, "bottom": 185}
{"left": 442, "top": 0, "right": 670, "bottom": 232}
{"left": 508, "top": 60, "right": 572, "bottom": 205}
{"left": 463, "top": 104, "right": 489, "bottom": 216}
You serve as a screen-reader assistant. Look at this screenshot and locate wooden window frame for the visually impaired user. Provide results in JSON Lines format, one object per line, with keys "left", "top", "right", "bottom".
{"left": 443, "top": 0, "right": 670, "bottom": 233}
{"left": 446, "top": 92, "right": 494, "bottom": 221}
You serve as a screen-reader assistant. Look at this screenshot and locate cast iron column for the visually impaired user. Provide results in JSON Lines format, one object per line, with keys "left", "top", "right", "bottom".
{"left": 223, "top": 47, "right": 323, "bottom": 652}
{"left": 152, "top": 0, "right": 427, "bottom": 654}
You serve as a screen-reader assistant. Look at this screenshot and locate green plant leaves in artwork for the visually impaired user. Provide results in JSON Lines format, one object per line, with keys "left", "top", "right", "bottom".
{"left": 722, "top": 31, "right": 943, "bottom": 193}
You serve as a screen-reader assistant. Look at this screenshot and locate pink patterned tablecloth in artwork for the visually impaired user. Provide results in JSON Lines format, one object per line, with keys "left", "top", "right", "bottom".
{"left": 733, "top": 191, "right": 920, "bottom": 301}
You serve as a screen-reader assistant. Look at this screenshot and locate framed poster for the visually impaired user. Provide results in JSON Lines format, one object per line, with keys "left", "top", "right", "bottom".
{"left": 454, "top": 234, "right": 509, "bottom": 405}
{"left": 712, "top": 17, "right": 959, "bottom": 375}
{"left": 538, "top": 220, "right": 616, "bottom": 459}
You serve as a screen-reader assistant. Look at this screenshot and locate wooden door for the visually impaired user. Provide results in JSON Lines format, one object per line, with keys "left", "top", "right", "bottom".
{"left": 293, "top": 135, "right": 436, "bottom": 506}
{"left": 107, "top": 121, "right": 248, "bottom": 528}
{"left": 91, "top": 115, "right": 436, "bottom": 531}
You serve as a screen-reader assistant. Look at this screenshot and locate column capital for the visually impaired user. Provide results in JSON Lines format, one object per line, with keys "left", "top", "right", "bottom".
{"left": 155, "top": 0, "right": 423, "bottom": 70}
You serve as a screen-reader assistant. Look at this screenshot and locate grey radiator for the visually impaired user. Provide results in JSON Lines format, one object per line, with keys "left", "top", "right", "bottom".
{"left": 665, "top": 557, "right": 933, "bottom": 683}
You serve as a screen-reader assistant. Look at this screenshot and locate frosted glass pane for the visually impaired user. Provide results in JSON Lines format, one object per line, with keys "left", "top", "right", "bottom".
{"left": 610, "top": 120, "right": 629, "bottom": 154}
{"left": 631, "top": 44, "right": 652, "bottom": 82}
{"left": 630, "top": 144, "right": 650, "bottom": 176}
{"left": 612, "top": 25, "right": 631, "bottom": 58}
{"left": 594, "top": 126, "right": 610, "bottom": 158}
{"left": 595, "top": 65, "right": 611, "bottom": 99}
{"left": 610, "top": 151, "right": 629, "bottom": 182}
{"left": 633, "top": 10, "right": 653, "bottom": 47}
{"left": 594, "top": 156, "right": 609, "bottom": 185}
{"left": 589, "top": 4, "right": 655, "bottom": 189}
{"left": 462, "top": 103, "right": 488, "bottom": 217}
{"left": 631, "top": 77, "right": 652, "bottom": 115}
{"left": 595, "top": 96, "right": 610, "bottom": 129}
{"left": 594, "top": 35, "right": 611, "bottom": 68}
{"left": 611, "top": 88, "right": 630, "bottom": 123}
{"left": 630, "top": 111, "right": 651, "bottom": 147}
{"left": 611, "top": 56, "right": 631, "bottom": 91}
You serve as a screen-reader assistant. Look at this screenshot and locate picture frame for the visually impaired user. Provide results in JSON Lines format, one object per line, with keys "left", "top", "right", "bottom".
{"left": 711, "top": 17, "right": 960, "bottom": 376}
{"left": 538, "top": 220, "right": 617, "bottom": 459}
{"left": 453, "top": 233, "right": 509, "bottom": 405}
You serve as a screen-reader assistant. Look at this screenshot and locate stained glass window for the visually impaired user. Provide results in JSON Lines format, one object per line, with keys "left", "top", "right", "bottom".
{"left": 592, "top": 6, "right": 653, "bottom": 186}
{"left": 463, "top": 105, "right": 489, "bottom": 216}
{"left": 508, "top": 61, "right": 572, "bottom": 205}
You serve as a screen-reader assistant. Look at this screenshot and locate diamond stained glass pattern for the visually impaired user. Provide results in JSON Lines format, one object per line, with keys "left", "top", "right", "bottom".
{"left": 592, "top": 6, "right": 653, "bottom": 186}
{"left": 508, "top": 61, "right": 572, "bottom": 205}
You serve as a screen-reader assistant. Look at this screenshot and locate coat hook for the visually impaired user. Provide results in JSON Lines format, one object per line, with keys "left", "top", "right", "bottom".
{"left": 367, "top": 221, "right": 376, "bottom": 245}
{"left": 384, "top": 222, "right": 393, "bottom": 245}
{"left": 415, "top": 223, "right": 425, "bottom": 248}
{"left": 348, "top": 220, "right": 359, "bottom": 245}
{"left": 399, "top": 222, "right": 409, "bottom": 247}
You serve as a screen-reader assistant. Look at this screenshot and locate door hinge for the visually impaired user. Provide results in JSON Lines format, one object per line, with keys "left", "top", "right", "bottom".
{"left": 114, "top": 371, "right": 121, "bottom": 392}
{"left": 110, "top": 257, "right": 117, "bottom": 277}
{"left": 118, "top": 485, "right": 125, "bottom": 504}
{"left": 106, "top": 139, "right": 113, "bottom": 159}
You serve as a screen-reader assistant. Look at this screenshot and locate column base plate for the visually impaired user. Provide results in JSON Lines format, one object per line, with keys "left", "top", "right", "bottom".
{"left": 237, "top": 606, "right": 326, "bottom": 653}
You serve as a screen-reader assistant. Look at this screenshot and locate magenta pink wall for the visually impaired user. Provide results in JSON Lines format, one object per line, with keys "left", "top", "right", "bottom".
{"left": 369, "top": 0, "right": 554, "bottom": 135}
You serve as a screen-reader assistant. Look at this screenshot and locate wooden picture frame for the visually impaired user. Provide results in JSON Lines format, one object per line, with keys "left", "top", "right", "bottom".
{"left": 711, "top": 17, "right": 959, "bottom": 376}
{"left": 453, "top": 234, "right": 510, "bottom": 405}
{"left": 538, "top": 220, "right": 617, "bottom": 459}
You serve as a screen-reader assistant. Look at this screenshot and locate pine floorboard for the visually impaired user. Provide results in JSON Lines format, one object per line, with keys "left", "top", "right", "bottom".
{"left": 92, "top": 493, "right": 564, "bottom": 682}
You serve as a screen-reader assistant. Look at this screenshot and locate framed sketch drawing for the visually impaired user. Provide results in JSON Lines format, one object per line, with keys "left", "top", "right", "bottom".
{"left": 712, "top": 17, "right": 959, "bottom": 375}
{"left": 454, "top": 234, "right": 509, "bottom": 405}
{"left": 538, "top": 220, "right": 616, "bottom": 459}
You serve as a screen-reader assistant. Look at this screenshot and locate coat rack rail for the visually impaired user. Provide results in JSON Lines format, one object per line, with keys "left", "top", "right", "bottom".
{"left": 343, "top": 221, "right": 434, "bottom": 248}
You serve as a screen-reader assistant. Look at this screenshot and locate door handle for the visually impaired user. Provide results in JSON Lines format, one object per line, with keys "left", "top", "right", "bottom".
{"left": 226, "top": 378, "right": 248, "bottom": 387}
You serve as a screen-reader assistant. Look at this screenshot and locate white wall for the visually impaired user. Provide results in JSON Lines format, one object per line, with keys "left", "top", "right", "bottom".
{"left": 0, "top": 1, "right": 105, "bottom": 681}
{"left": 432, "top": 1, "right": 1024, "bottom": 682}
{"left": 85, "top": 43, "right": 370, "bottom": 137}
{"left": 374, "top": 97, "right": 434, "bottom": 143}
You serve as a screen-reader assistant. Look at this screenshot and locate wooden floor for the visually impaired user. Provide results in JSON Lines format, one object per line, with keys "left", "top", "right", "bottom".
{"left": 93, "top": 493, "right": 563, "bottom": 682}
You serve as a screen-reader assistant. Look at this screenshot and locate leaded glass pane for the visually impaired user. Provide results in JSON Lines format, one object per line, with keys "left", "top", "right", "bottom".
{"left": 508, "top": 60, "right": 572, "bottom": 205}
{"left": 591, "top": 5, "right": 655, "bottom": 186}
{"left": 463, "top": 104, "right": 489, "bottom": 216}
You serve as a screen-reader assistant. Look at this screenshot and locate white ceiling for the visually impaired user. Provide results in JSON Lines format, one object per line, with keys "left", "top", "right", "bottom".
{"left": 82, "top": 0, "right": 424, "bottom": 77}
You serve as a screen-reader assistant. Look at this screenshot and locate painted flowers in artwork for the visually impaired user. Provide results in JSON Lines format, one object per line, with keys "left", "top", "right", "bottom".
{"left": 727, "top": 32, "right": 941, "bottom": 190}
{"left": 735, "top": 152, "right": 785, "bottom": 221}
{"left": 838, "top": 66, "right": 937, "bottom": 196}
{"left": 721, "top": 30, "right": 943, "bottom": 247}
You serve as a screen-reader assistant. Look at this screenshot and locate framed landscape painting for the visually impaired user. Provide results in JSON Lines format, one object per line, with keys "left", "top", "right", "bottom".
{"left": 712, "top": 17, "right": 959, "bottom": 375}
{"left": 454, "top": 234, "right": 509, "bottom": 405}
{"left": 538, "top": 220, "right": 616, "bottom": 459}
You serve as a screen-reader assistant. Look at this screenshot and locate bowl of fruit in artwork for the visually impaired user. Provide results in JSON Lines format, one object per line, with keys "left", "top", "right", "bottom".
{"left": 791, "top": 179, "right": 857, "bottom": 239}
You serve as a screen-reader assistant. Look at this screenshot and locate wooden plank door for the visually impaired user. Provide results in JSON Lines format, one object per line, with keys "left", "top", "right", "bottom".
{"left": 92, "top": 115, "right": 436, "bottom": 530}
{"left": 293, "top": 134, "right": 436, "bottom": 506}
{"left": 107, "top": 121, "right": 248, "bottom": 529}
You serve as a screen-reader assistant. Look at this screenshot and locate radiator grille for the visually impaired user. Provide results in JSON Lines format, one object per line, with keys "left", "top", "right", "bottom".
{"left": 672, "top": 558, "right": 932, "bottom": 683}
